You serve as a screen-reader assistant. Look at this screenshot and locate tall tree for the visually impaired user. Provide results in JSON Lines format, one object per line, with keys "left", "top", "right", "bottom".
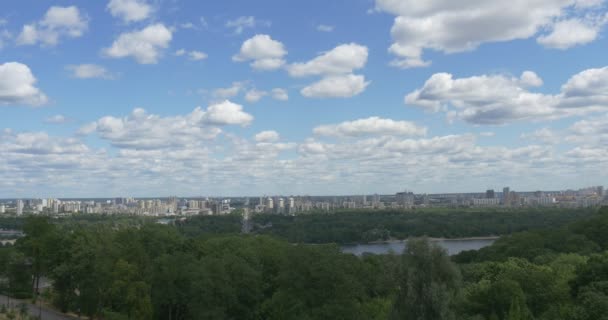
{"left": 391, "top": 238, "right": 461, "bottom": 320}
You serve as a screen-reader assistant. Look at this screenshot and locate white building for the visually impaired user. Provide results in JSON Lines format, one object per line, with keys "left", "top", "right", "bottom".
{"left": 16, "top": 200, "right": 23, "bottom": 216}
{"left": 471, "top": 198, "right": 501, "bottom": 207}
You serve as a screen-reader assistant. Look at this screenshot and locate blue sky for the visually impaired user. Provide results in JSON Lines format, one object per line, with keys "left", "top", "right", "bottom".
{"left": 1, "top": 0, "right": 607, "bottom": 197}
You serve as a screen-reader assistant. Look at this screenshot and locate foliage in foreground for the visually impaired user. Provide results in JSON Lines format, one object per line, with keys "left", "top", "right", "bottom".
{"left": 0, "top": 207, "right": 607, "bottom": 319}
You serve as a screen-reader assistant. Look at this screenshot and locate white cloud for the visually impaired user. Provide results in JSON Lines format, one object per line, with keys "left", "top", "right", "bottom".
{"left": 66, "top": 64, "right": 113, "bottom": 79}
{"left": 107, "top": 0, "right": 152, "bottom": 23}
{"left": 202, "top": 100, "right": 254, "bottom": 126}
{"left": 375, "top": 0, "right": 607, "bottom": 68}
{"left": 225, "top": 16, "right": 270, "bottom": 34}
{"left": 271, "top": 88, "right": 289, "bottom": 101}
{"left": 287, "top": 43, "right": 371, "bottom": 99}
{"left": 566, "top": 114, "right": 608, "bottom": 146}
{"left": 405, "top": 67, "right": 608, "bottom": 124}
{"left": 175, "top": 49, "right": 208, "bottom": 61}
{"left": 314, "top": 117, "right": 427, "bottom": 137}
{"left": 104, "top": 24, "right": 172, "bottom": 64}
{"left": 81, "top": 101, "right": 252, "bottom": 150}
{"left": 2, "top": 118, "right": 607, "bottom": 196}
{"left": 255, "top": 130, "right": 280, "bottom": 142}
{"left": 520, "top": 128, "right": 559, "bottom": 144}
{"left": 0, "top": 62, "right": 48, "bottom": 106}
{"left": 188, "top": 51, "right": 208, "bottom": 61}
{"left": 233, "top": 34, "right": 287, "bottom": 70}
{"left": 537, "top": 18, "right": 604, "bottom": 49}
{"left": 17, "top": 6, "right": 88, "bottom": 46}
{"left": 213, "top": 82, "right": 247, "bottom": 99}
{"left": 2, "top": 131, "right": 88, "bottom": 155}
{"left": 317, "top": 24, "right": 334, "bottom": 32}
{"left": 45, "top": 115, "right": 69, "bottom": 124}
{"left": 87, "top": 108, "right": 218, "bottom": 149}
{"left": 301, "top": 74, "right": 370, "bottom": 98}
{"left": 287, "top": 43, "right": 368, "bottom": 77}
{"left": 245, "top": 89, "right": 267, "bottom": 103}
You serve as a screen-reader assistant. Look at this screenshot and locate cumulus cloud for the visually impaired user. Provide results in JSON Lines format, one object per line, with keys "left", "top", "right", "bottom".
{"left": 212, "top": 82, "right": 247, "bottom": 99}
{"left": 225, "top": 16, "right": 270, "bottom": 34}
{"left": 175, "top": 49, "right": 208, "bottom": 61}
{"left": 66, "top": 64, "right": 114, "bottom": 79}
{"left": 104, "top": 24, "right": 172, "bottom": 64}
{"left": 287, "top": 43, "right": 370, "bottom": 98}
{"left": 405, "top": 67, "right": 608, "bottom": 124}
{"left": 17, "top": 6, "right": 88, "bottom": 46}
{"left": 301, "top": 74, "right": 369, "bottom": 98}
{"left": 314, "top": 117, "right": 427, "bottom": 137}
{"left": 566, "top": 114, "right": 608, "bottom": 146}
{"left": 2, "top": 119, "right": 606, "bottom": 196}
{"left": 255, "top": 130, "right": 280, "bottom": 142}
{"left": 537, "top": 18, "right": 605, "bottom": 49}
{"left": 44, "top": 115, "right": 69, "bottom": 124}
{"left": 233, "top": 34, "right": 287, "bottom": 70}
{"left": 245, "top": 89, "right": 267, "bottom": 103}
{"left": 287, "top": 43, "right": 368, "bottom": 77}
{"left": 271, "top": 88, "right": 289, "bottom": 101}
{"left": 81, "top": 101, "right": 252, "bottom": 150}
{"left": 0, "top": 62, "right": 48, "bottom": 106}
{"left": 107, "top": 0, "right": 152, "bottom": 23}
{"left": 520, "top": 128, "right": 559, "bottom": 144}
{"left": 375, "top": 0, "right": 607, "bottom": 68}
{"left": 2, "top": 131, "right": 88, "bottom": 155}
{"left": 86, "top": 108, "right": 218, "bottom": 149}
{"left": 202, "top": 100, "right": 253, "bottom": 126}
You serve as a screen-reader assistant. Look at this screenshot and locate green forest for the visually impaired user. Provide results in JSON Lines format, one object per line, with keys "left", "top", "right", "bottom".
{"left": 1, "top": 207, "right": 608, "bottom": 319}
{"left": 252, "top": 207, "right": 596, "bottom": 243}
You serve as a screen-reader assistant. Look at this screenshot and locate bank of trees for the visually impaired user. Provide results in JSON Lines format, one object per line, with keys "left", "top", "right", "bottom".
{"left": 251, "top": 208, "right": 596, "bottom": 243}
{"left": 0, "top": 207, "right": 607, "bottom": 319}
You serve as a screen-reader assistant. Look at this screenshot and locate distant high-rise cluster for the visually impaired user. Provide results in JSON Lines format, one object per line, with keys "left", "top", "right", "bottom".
{"left": 0, "top": 185, "right": 605, "bottom": 217}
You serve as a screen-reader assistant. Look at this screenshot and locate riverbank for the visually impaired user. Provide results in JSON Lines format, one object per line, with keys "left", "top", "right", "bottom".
{"left": 365, "top": 236, "right": 501, "bottom": 245}
{"left": 342, "top": 238, "right": 497, "bottom": 256}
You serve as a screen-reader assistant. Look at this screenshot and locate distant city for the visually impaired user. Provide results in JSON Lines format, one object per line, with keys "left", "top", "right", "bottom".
{"left": 0, "top": 185, "right": 605, "bottom": 217}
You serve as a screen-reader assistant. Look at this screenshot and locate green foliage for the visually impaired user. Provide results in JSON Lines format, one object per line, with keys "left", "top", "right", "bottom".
{"left": 390, "top": 238, "right": 461, "bottom": 320}
{"left": 2, "top": 206, "right": 607, "bottom": 319}
{"left": 176, "top": 215, "right": 243, "bottom": 237}
{"left": 252, "top": 207, "right": 595, "bottom": 244}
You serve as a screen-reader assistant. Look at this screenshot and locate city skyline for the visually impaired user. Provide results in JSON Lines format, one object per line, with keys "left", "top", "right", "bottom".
{"left": 1, "top": 0, "right": 608, "bottom": 197}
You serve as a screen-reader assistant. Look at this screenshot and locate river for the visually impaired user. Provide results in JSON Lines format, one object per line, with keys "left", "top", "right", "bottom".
{"left": 341, "top": 238, "right": 497, "bottom": 256}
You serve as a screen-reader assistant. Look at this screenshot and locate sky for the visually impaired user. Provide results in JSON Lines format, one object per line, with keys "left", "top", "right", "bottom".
{"left": 1, "top": 0, "right": 607, "bottom": 198}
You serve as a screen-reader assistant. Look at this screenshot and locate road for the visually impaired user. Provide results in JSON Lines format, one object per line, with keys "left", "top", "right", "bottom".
{"left": 0, "top": 295, "right": 76, "bottom": 320}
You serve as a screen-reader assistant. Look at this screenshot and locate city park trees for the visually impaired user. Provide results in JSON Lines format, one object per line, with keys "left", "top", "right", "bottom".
{"left": 1, "top": 207, "right": 608, "bottom": 319}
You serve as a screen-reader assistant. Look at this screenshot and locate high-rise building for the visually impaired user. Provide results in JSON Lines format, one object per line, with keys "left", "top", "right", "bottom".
{"left": 287, "top": 197, "right": 296, "bottom": 215}
{"left": 396, "top": 192, "right": 414, "bottom": 208}
{"left": 277, "top": 198, "right": 285, "bottom": 214}
{"left": 16, "top": 200, "right": 23, "bottom": 216}
{"left": 503, "top": 187, "right": 510, "bottom": 205}
{"left": 266, "top": 197, "right": 274, "bottom": 210}
{"left": 0, "top": 205, "right": 5, "bottom": 214}
{"left": 486, "top": 189, "right": 495, "bottom": 199}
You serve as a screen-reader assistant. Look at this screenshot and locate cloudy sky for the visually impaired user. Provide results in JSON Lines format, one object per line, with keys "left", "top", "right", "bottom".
{"left": 1, "top": 0, "right": 607, "bottom": 198}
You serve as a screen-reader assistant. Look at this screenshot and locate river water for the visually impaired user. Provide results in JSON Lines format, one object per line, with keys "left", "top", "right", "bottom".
{"left": 341, "top": 238, "right": 496, "bottom": 256}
